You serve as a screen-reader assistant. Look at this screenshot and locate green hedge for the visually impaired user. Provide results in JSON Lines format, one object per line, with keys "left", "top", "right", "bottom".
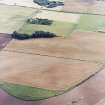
{"left": 12, "top": 31, "right": 56, "bottom": 40}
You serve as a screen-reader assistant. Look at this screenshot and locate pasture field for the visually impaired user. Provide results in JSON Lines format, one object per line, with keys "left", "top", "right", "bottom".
{"left": 18, "top": 10, "right": 80, "bottom": 36}
{"left": 76, "top": 15, "right": 105, "bottom": 32}
{"left": 0, "top": 4, "right": 36, "bottom": 33}
{"left": 0, "top": 83, "right": 61, "bottom": 101}
{"left": 19, "top": 21, "right": 75, "bottom": 37}
{"left": 2, "top": 4, "right": 103, "bottom": 36}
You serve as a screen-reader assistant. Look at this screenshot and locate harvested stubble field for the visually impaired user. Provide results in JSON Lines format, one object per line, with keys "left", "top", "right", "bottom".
{"left": 64, "top": 0, "right": 105, "bottom": 15}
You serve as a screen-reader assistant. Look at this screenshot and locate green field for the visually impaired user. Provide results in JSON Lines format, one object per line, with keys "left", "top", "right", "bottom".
{"left": 18, "top": 14, "right": 105, "bottom": 37}
{"left": 0, "top": 83, "right": 62, "bottom": 101}
{"left": 0, "top": 5, "right": 35, "bottom": 33}
{"left": 18, "top": 20, "right": 75, "bottom": 37}
{"left": 76, "top": 15, "right": 105, "bottom": 32}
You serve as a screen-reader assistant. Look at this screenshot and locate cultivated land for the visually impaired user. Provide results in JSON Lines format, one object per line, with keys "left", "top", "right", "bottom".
{"left": 4, "top": 32, "right": 105, "bottom": 63}
{"left": 0, "top": 51, "right": 102, "bottom": 90}
{"left": 64, "top": 0, "right": 105, "bottom": 15}
{"left": 1, "top": 2, "right": 105, "bottom": 103}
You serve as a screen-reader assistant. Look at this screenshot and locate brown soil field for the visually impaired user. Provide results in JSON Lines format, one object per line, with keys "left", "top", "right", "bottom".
{"left": 4, "top": 32, "right": 105, "bottom": 63}
{"left": 0, "top": 51, "right": 102, "bottom": 90}
{"left": 63, "top": 0, "right": 105, "bottom": 15}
